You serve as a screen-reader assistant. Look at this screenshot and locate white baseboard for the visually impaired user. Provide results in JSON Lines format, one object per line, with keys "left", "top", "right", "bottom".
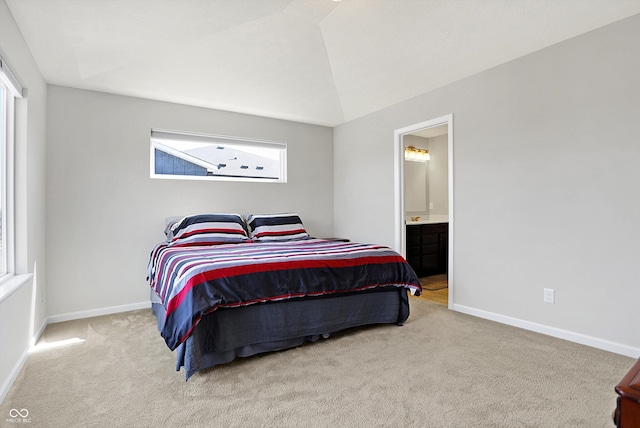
{"left": 31, "top": 318, "right": 48, "bottom": 348}
{"left": 2, "top": 302, "right": 150, "bottom": 404}
{"left": 47, "top": 301, "right": 151, "bottom": 324}
{"left": 0, "top": 345, "right": 29, "bottom": 405}
{"left": 0, "top": 318, "right": 46, "bottom": 405}
{"left": 453, "top": 304, "right": 640, "bottom": 359}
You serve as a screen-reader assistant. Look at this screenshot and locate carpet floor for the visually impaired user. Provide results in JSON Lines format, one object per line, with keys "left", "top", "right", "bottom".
{"left": 1, "top": 298, "right": 634, "bottom": 427}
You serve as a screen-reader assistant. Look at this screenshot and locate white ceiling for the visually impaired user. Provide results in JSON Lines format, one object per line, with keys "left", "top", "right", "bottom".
{"left": 6, "top": 0, "right": 640, "bottom": 127}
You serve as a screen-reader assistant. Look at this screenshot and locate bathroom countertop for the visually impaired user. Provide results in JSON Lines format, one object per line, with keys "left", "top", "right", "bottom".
{"left": 405, "top": 215, "right": 448, "bottom": 225}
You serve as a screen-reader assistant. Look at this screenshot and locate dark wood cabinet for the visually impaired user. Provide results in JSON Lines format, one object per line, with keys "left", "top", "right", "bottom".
{"left": 613, "top": 358, "right": 640, "bottom": 427}
{"left": 406, "top": 223, "right": 448, "bottom": 277}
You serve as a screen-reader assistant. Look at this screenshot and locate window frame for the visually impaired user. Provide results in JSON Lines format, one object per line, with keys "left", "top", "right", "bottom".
{"left": 0, "top": 55, "right": 22, "bottom": 282}
{"left": 150, "top": 129, "right": 287, "bottom": 183}
{"left": 0, "top": 84, "right": 7, "bottom": 278}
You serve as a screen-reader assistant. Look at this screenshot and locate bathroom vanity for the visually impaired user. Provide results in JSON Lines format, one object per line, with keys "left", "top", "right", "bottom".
{"left": 406, "top": 220, "right": 448, "bottom": 277}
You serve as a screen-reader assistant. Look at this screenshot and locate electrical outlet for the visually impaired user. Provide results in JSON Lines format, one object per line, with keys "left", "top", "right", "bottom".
{"left": 429, "top": 202, "right": 434, "bottom": 210}
{"left": 543, "top": 288, "right": 555, "bottom": 304}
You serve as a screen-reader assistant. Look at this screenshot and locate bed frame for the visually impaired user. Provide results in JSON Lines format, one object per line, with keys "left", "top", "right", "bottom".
{"left": 152, "top": 287, "right": 410, "bottom": 379}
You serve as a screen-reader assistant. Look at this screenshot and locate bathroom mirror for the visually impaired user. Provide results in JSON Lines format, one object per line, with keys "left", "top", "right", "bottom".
{"left": 405, "top": 160, "right": 428, "bottom": 212}
{"left": 404, "top": 126, "right": 449, "bottom": 220}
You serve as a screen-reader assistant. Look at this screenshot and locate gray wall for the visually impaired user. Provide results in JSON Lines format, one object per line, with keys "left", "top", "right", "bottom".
{"left": 46, "top": 86, "right": 333, "bottom": 317}
{"left": 334, "top": 14, "right": 640, "bottom": 353}
{"left": 427, "top": 134, "right": 448, "bottom": 216}
{"left": 0, "top": 0, "right": 48, "bottom": 400}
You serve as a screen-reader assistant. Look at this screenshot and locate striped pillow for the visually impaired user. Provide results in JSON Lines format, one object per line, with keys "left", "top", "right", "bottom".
{"left": 164, "top": 216, "right": 183, "bottom": 238}
{"left": 168, "top": 214, "right": 250, "bottom": 247}
{"left": 246, "top": 213, "right": 309, "bottom": 241}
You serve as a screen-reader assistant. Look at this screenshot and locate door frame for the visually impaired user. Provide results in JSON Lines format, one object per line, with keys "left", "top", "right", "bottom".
{"left": 393, "top": 114, "right": 454, "bottom": 309}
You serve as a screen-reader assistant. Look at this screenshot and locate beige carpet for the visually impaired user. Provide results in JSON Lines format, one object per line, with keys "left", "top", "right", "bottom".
{"left": 1, "top": 299, "right": 633, "bottom": 427}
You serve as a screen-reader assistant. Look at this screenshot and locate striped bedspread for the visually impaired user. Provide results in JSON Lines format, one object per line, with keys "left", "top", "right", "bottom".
{"left": 147, "top": 238, "right": 421, "bottom": 350}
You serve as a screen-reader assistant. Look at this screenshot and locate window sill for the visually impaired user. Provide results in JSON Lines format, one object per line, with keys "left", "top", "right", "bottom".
{"left": 0, "top": 273, "right": 33, "bottom": 304}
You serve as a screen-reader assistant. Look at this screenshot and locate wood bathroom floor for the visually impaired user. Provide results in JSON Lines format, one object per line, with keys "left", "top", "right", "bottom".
{"left": 413, "top": 274, "right": 448, "bottom": 306}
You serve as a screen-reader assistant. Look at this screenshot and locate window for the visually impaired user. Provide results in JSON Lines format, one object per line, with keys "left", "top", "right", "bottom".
{"left": 0, "top": 84, "right": 6, "bottom": 276}
{"left": 150, "top": 129, "right": 287, "bottom": 183}
{"left": 0, "top": 55, "right": 22, "bottom": 279}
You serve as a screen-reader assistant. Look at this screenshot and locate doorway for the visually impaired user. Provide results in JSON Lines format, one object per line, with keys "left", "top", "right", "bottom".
{"left": 394, "top": 114, "right": 453, "bottom": 309}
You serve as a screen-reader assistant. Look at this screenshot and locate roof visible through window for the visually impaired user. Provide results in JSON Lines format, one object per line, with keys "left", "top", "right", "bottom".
{"left": 150, "top": 129, "right": 287, "bottom": 182}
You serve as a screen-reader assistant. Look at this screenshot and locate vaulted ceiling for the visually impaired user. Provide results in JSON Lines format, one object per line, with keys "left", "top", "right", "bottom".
{"left": 6, "top": 0, "right": 640, "bottom": 126}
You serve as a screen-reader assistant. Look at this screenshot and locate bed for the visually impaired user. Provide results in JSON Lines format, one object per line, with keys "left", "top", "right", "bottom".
{"left": 147, "top": 213, "right": 421, "bottom": 379}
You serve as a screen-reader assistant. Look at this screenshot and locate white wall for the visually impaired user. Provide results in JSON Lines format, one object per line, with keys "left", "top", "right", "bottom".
{"left": 46, "top": 86, "right": 334, "bottom": 318}
{"left": 334, "top": 14, "right": 640, "bottom": 354}
{"left": 0, "top": 0, "right": 48, "bottom": 402}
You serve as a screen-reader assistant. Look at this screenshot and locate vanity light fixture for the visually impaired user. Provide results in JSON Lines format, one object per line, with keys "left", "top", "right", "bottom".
{"left": 404, "top": 146, "right": 430, "bottom": 162}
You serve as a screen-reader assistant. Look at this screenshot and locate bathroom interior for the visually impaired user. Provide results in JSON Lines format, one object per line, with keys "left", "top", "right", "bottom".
{"left": 404, "top": 124, "right": 449, "bottom": 304}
